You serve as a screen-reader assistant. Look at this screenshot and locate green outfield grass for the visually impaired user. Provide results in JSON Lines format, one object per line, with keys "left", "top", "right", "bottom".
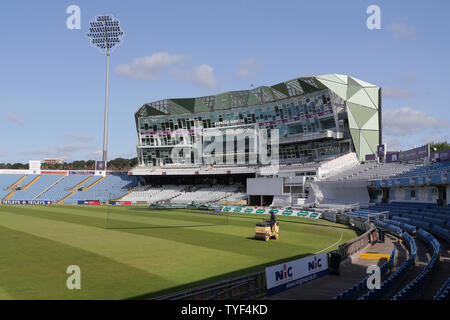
{"left": 0, "top": 205, "right": 359, "bottom": 300}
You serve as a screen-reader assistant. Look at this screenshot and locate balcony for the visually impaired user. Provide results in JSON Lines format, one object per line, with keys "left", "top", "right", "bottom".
{"left": 280, "top": 130, "right": 343, "bottom": 145}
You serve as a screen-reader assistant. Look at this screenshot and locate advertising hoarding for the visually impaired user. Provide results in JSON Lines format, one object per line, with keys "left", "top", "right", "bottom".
{"left": 431, "top": 148, "right": 450, "bottom": 162}
{"left": 377, "top": 144, "right": 386, "bottom": 161}
{"left": 398, "top": 145, "right": 429, "bottom": 162}
{"left": 78, "top": 200, "right": 101, "bottom": 205}
{"left": 265, "top": 253, "right": 328, "bottom": 295}
{"left": 1, "top": 200, "right": 52, "bottom": 205}
{"left": 109, "top": 201, "right": 131, "bottom": 206}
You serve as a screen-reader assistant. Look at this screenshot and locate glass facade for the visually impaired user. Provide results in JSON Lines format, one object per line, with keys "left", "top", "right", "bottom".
{"left": 135, "top": 74, "right": 380, "bottom": 167}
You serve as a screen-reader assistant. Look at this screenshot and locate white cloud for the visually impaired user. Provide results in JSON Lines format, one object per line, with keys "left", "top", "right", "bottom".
{"left": 23, "top": 144, "right": 91, "bottom": 161}
{"left": 189, "top": 65, "right": 217, "bottom": 90}
{"left": 384, "top": 137, "right": 404, "bottom": 151}
{"left": 115, "top": 52, "right": 186, "bottom": 80}
{"left": 116, "top": 52, "right": 218, "bottom": 90}
{"left": 235, "top": 58, "right": 261, "bottom": 79}
{"left": 172, "top": 64, "right": 218, "bottom": 90}
{"left": 383, "top": 86, "right": 414, "bottom": 99}
{"left": 421, "top": 135, "right": 450, "bottom": 145}
{"left": 65, "top": 133, "right": 93, "bottom": 143}
{"left": 386, "top": 22, "right": 417, "bottom": 38}
{"left": 86, "top": 150, "right": 102, "bottom": 160}
{"left": 383, "top": 107, "right": 450, "bottom": 136}
{"left": 4, "top": 112, "right": 23, "bottom": 125}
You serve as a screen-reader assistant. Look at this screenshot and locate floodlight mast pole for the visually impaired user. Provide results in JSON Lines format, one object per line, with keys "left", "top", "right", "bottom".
{"left": 87, "top": 15, "right": 124, "bottom": 168}
{"left": 103, "top": 47, "right": 110, "bottom": 165}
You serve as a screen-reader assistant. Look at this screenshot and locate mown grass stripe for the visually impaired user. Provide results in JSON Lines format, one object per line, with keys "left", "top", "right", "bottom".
{"left": 0, "top": 210, "right": 261, "bottom": 286}
{"left": 0, "top": 225, "right": 175, "bottom": 299}
{"left": 1, "top": 206, "right": 331, "bottom": 257}
{"left": 0, "top": 287, "right": 12, "bottom": 300}
{"left": 13, "top": 205, "right": 356, "bottom": 245}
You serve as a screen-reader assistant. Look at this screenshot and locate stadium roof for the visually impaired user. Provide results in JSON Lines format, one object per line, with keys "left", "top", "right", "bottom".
{"left": 135, "top": 74, "right": 379, "bottom": 119}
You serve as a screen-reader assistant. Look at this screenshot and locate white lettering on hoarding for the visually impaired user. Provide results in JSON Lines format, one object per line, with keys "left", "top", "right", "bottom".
{"left": 265, "top": 253, "right": 328, "bottom": 294}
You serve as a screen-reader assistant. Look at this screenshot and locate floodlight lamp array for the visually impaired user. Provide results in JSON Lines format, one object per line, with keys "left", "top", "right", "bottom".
{"left": 87, "top": 14, "right": 124, "bottom": 54}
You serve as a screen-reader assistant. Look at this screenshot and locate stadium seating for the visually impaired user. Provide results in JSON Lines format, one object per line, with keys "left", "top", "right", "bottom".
{"left": 344, "top": 209, "right": 387, "bottom": 221}
{"left": 9, "top": 174, "right": 65, "bottom": 200}
{"left": 121, "top": 185, "right": 185, "bottom": 203}
{"left": 380, "top": 219, "right": 417, "bottom": 235}
{"left": 390, "top": 161, "right": 450, "bottom": 179}
{"left": 376, "top": 161, "right": 450, "bottom": 187}
{"left": 325, "top": 162, "right": 421, "bottom": 181}
{"left": 33, "top": 174, "right": 138, "bottom": 203}
{"left": 433, "top": 277, "right": 450, "bottom": 300}
{"left": 371, "top": 217, "right": 445, "bottom": 300}
{"left": 0, "top": 174, "right": 41, "bottom": 200}
{"left": 368, "top": 202, "right": 450, "bottom": 218}
{"left": 67, "top": 175, "right": 138, "bottom": 203}
{"left": 122, "top": 185, "right": 244, "bottom": 205}
{"left": 0, "top": 174, "right": 27, "bottom": 200}
{"left": 222, "top": 192, "right": 247, "bottom": 203}
{"left": 36, "top": 175, "right": 93, "bottom": 202}
{"left": 392, "top": 229, "right": 441, "bottom": 300}
{"left": 373, "top": 220, "right": 403, "bottom": 237}
{"left": 170, "top": 185, "right": 239, "bottom": 205}
{"left": 369, "top": 202, "right": 450, "bottom": 244}
{"left": 334, "top": 213, "right": 442, "bottom": 301}
{"left": 359, "top": 231, "right": 417, "bottom": 300}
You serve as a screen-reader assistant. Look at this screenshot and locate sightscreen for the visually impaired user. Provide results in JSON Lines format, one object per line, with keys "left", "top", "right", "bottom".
{"left": 246, "top": 177, "right": 283, "bottom": 196}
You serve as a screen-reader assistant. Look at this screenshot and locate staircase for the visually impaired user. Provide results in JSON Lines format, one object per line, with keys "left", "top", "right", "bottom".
{"left": 70, "top": 176, "right": 92, "bottom": 191}
{"left": 33, "top": 175, "right": 67, "bottom": 200}
{"left": 58, "top": 191, "right": 75, "bottom": 204}
{"left": 2, "top": 175, "right": 30, "bottom": 201}
{"left": 8, "top": 176, "right": 27, "bottom": 190}
{"left": 84, "top": 176, "right": 105, "bottom": 190}
{"left": 23, "top": 176, "right": 41, "bottom": 190}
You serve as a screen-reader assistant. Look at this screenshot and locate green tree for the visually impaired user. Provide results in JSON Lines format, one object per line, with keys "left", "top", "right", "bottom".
{"left": 129, "top": 157, "right": 138, "bottom": 167}
{"left": 429, "top": 141, "right": 450, "bottom": 152}
{"left": 11, "top": 163, "right": 27, "bottom": 169}
{"left": 86, "top": 160, "right": 95, "bottom": 169}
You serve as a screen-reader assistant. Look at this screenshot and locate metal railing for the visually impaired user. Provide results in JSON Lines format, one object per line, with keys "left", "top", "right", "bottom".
{"left": 156, "top": 272, "right": 265, "bottom": 300}
{"left": 334, "top": 228, "right": 378, "bottom": 259}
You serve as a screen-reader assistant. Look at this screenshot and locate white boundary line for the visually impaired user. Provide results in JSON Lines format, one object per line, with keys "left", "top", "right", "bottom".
{"left": 313, "top": 219, "right": 344, "bottom": 254}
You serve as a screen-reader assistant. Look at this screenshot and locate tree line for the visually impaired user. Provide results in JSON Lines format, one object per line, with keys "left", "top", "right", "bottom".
{"left": 0, "top": 157, "right": 139, "bottom": 171}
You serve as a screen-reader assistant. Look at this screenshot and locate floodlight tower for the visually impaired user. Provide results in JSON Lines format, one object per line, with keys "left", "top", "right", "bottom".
{"left": 87, "top": 15, "right": 124, "bottom": 165}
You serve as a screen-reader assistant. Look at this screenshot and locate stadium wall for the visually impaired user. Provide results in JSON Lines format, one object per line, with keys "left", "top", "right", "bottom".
{"left": 0, "top": 169, "right": 30, "bottom": 175}
{"left": 247, "top": 177, "right": 283, "bottom": 196}
{"left": 317, "top": 152, "right": 358, "bottom": 178}
{"left": 306, "top": 180, "right": 370, "bottom": 206}
{"left": 389, "top": 186, "right": 438, "bottom": 204}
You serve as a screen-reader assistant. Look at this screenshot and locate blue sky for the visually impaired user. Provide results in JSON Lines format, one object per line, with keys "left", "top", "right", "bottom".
{"left": 0, "top": 0, "right": 449, "bottom": 163}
